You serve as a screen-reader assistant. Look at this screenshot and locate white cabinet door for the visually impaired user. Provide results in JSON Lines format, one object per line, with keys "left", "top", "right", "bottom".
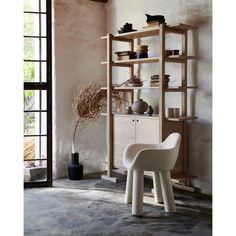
{"left": 135, "top": 117, "right": 159, "bottom": 144}
{"left": 113, "top": 116, "right": 135, "bottom": 168}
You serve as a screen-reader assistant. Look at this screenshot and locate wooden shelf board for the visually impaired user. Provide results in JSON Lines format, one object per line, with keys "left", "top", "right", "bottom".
{"left": 145, "top": 172, "right": 197, "bottom": 182}
{"left": 115, "top": 86, "right": 159, "bottom": 90}
{"left": 101, "top": 27, "right": 160, "bottom": 40}
{"left": 113, "top": 28, "right": 160, "bottom": 39}
{"left": 173, "top": 184, "right": 195, "bottom": 192}
{"left": 171, "top": 23, "right": 198, "bottom": 31}
{"left": 171, "top": 174, "right": 197, "bottom": 182}
{"left": 101, "top": 56, "right": 195, "bottom": 66}
{"left": 165, "top": 86, "right": 198, "bottom": 92}
{"left": 102, "top": 86, "right": 159, "bottom": 90}
{"left": 165, "top": 116, "right": 198, "bottom": 121}
{"left": 101, "top": 24, "right": 197, "bottom": 40}
{"left": 101, "top": 86, "right": 197, "bottom": 91}
{"left": 101, "top": 112, "right": 159, "bottom": 119}
{"left": 186, "top": 86, "right": 198, "bottom": 89}
{"left": 114, "top": 57, "right": 160, "bottom": 65}
{"left": 101, "top": 61, "right": 132, "bottom": 67}
{"left": 101, "top": 87, "right": 133, "bottom": 91}
{"left": 165, "top": 55, "right": 196, "bottom": 63}
{"left": 101, "top": 174, "right": 118, "bottom": 183}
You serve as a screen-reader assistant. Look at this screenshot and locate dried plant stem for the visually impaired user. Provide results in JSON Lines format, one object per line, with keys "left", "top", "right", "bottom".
{"left": 71, "top": 79, "right": 126, "bottom": 154}
{"left": 72, "top": 118, "right": 80, "bottom": 154}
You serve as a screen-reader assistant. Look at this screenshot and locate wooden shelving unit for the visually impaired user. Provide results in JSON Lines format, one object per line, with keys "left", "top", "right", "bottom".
{"left": 101, "top": 23, "right": 198, "bottom": 189}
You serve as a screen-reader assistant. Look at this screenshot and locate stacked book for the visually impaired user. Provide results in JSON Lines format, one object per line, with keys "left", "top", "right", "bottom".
{"left": 115, "top": 51, "right": 136, "bottom": 60}
{"left": 150, "top": 74, "right": 170, "bottom": 87}
{"left": 142, "top": 21, "right": 160, "bottom": 29}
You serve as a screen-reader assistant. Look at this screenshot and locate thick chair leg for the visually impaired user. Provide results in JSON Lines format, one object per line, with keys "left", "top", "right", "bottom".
{"left": 153, "top": 171, "right": 163, "bottom": 203}
{"left": 159, "top": 171, "right": 176, "bottom": 212}
{"left": 132, "top": 170, "right": 144, "bottom": 216}
{"left": 125, "top": 169, "right": 133, "bottom": 204}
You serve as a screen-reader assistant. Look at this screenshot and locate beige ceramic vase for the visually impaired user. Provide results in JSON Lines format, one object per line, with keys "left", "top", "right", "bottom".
{"left": 131, "top": 99, "right": 148, "bottom": 114}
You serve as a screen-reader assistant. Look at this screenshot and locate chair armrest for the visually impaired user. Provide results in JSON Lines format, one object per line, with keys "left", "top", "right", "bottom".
{"left": 131, "top": 148, "right": 178, "bottom": 171}
{"left": 123, "top": 143, "right": 161, "bottom": 169}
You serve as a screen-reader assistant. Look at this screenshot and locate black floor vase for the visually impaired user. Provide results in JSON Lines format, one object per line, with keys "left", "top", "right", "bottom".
{"left": 68, "top": 152, "right": 83, "bottom": 180}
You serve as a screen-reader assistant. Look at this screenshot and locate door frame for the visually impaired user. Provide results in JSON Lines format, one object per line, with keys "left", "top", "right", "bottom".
{"left": 24, "top": 0, "right": 52, "bottom": 188}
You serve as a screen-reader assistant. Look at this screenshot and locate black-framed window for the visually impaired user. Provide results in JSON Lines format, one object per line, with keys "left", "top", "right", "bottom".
{"left": 24, "top": 0, "right": 52, "bottom": 187}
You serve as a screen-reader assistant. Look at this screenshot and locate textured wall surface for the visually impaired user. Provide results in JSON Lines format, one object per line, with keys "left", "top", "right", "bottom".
{"left": 53, "top": 0, "right": 107, "bottom": 178}
{"left": 106, "top": 0, "right": 212, "bottom": 194}
{"left": 54, "top": 0, "right": 212, "bottom": 194}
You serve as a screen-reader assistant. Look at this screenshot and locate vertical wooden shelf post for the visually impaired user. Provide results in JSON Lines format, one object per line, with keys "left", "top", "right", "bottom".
{"left": 182, "top": 30, "right": 188, "bottom": 174}
{"left": 101, "top": 33, "right": 118, "bottom": 182}
{"left": 129, "top": 39, "right": 135, "bottom": 104}
{"left": 159, "top": 23, "right": 166, "bottom": 142}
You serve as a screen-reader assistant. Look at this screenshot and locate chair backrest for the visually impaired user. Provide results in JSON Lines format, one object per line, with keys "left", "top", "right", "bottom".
{"left": 131, "top": 133, "right": 181, "bottom": 171}
{"left": 161, "top": 133, "right": 181, "bottom": 150}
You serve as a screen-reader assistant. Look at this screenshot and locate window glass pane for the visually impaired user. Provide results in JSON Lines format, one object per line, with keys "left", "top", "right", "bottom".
{"left": 24, "top": 0, "right": 39, "bottom": 12}
{"left": 24, "top": 13, "right": 39, "bottom": 36}
{"left": 24, "top": 38, "right": 40, "bottom": 60}
{"left": 41, "top": 136, "right": 47, "bottom": 159}
{"left": 24, "top": 90, "right": 38, "bottom": 110}
{"left": 41, "top": 112, "right": 47, "bottom": 135}
{"left": 24, "top": 90, "right": 47, "bottom": 110}
{"left": 24, "top": 112, "right": 38, "bottom": 135}
{"left": 24, "top": 162, "right": 47, "bottom": 182}
{"left": 41, "top": 0, "right": 47, "bottom": 12}
{"left": 41, "top": 38, "right": 47, "bottom": 60}
{"left": 41, "top": 90, "right": 47, "bottom": 110}
{"left": 24, "top": 137, "right": 36, "bottom": 161}
{"left": 24, "top": 62, "right": 47, "bottom": 82}
{"left": 24, "top": 112, "right": 47, "bottom": 135}
{"left": 24, "top": 137, "right": 47, "bottom": 182}
{"left": 41, "top": 62, "right": 47, "bottom": 82}
{"left": 24, "top": 136, "right": 47, "bottom": 182}
{"left": 24, "top": 137, "right": 47, "bottom": 161}
{"left": 24, "top": 62, "right": 39, "bottom": 82}
{"left": 41, "top": 14, "right": 47, "bottom": 36}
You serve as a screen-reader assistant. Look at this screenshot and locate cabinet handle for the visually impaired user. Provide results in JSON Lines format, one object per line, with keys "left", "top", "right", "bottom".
{"left": 132, "top": 119, "right": 135, "bottom": 122}
{"left": 137, "top": 119, "right": 139, "bottom": 122}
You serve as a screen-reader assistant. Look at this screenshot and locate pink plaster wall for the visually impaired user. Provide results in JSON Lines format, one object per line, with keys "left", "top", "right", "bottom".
{"left": 53, "top": 0, "right": 107, "bottom": 178}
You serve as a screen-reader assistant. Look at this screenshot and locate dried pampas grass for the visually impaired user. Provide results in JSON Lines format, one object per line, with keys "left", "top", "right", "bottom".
{"left": 71, "top": 79, "right": 126, "bottom": 153}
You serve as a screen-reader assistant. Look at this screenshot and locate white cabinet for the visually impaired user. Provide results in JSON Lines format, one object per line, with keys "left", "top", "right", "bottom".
{"left": 113, "top": 116, "right": 135, "bottom": 167}
{"left": 135, "top": 117, "right": 159, "bottom": 144}
{"left": 113, "top": 115, "right": 159, "bottom": 168}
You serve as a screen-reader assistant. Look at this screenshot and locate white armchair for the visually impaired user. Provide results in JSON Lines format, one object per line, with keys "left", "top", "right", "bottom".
{"left": 123, "top": 133, "right": 181, "bottom": 216}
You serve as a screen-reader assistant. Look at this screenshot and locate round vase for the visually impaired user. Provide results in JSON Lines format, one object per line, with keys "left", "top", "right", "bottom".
{"left": 131, "top": 99, "right": 148, "bottom": 114}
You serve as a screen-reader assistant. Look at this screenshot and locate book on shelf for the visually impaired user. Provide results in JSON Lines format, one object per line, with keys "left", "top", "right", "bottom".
{"left": 142, "top": 22, "right": 169, "bottom": 30}
{"left": 117, "top": 55, "right": 136, "bottom": 60}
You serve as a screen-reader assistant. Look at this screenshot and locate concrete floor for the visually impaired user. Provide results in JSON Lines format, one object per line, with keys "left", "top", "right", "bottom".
{"left": 24, "top": 174, "right": 212, "bottom": 236}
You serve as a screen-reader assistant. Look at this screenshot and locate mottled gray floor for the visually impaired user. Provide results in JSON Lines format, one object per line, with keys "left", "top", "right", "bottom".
{"left": 24, "top": 174, "right": 212, "bottom": 236}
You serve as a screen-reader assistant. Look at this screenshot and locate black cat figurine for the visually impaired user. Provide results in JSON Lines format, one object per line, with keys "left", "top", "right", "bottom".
{"left": 145, "top": 14, "right": 165, "bottom": 24}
